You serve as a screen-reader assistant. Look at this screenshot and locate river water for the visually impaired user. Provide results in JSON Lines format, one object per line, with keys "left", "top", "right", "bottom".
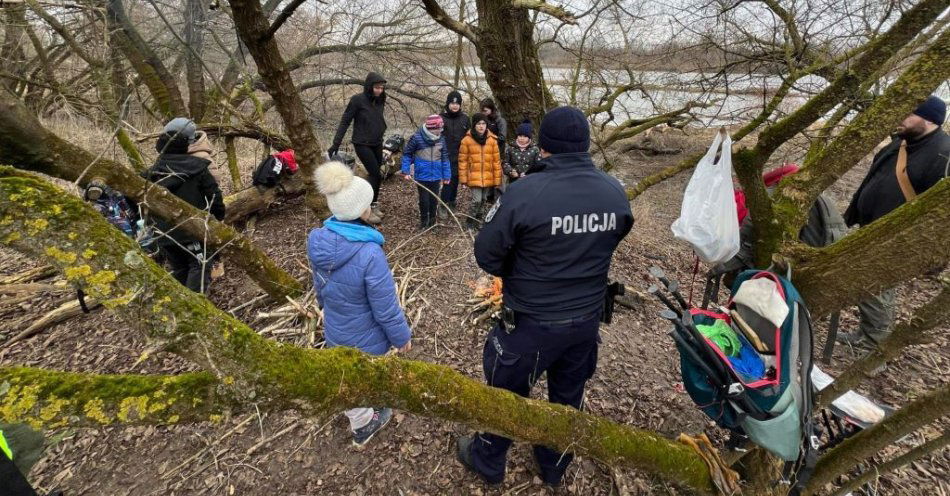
{"left": 439, "top": 65, "right": 950, "bottom": 126}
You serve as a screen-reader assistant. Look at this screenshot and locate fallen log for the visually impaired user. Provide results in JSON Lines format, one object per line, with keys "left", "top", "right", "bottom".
{"left": 0, "top": 265, "right": 56, "bottom": 284}
{"left": 2, "top": 297, "right": 101, "bottom": 350}
{"left": 0, "top": 282, "right": 66, "bottom": 294}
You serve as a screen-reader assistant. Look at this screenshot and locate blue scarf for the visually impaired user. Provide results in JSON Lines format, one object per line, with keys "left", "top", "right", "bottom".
{"left": 323, "top": 217, "right": 385, "bottom": 245}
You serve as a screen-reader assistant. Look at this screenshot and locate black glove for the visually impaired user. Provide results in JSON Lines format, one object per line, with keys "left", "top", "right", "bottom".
{"left": 326, "top": 146, "right": 339, "bottom": 158}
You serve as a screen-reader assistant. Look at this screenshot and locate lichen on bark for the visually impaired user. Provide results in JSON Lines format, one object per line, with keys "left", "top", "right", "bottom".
{"left": 0, "top": 367, "right": 229, "bottom": 429}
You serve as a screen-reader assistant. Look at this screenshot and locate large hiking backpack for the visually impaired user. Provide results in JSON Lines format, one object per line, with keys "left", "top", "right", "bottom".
{"left": 674, "top": 269, "right": 817, "bottom": 490}
{"left": 92, "top": 193, "right": 136, "bottom": 237}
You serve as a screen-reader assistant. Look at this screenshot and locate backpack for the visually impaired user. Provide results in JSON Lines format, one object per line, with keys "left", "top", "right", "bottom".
{"left": 93, "top": 194, "right": 136, "bottom": 237}
{"left": 252, "top": 156, "right": 286, "bottom": 189}
{"left": 671, "top": 269, "right": 817, "bottom": 491}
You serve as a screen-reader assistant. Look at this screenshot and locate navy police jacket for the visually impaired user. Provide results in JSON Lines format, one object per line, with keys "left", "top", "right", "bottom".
{"left": 474, "top": 152, "right": 634, "bottom": 320}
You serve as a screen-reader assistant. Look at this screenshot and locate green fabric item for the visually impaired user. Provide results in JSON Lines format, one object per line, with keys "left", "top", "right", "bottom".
{"left": 696, "top": 320, "right": 742, "bottom": 357}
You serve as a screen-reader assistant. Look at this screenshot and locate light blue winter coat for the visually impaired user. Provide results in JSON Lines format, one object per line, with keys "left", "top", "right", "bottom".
{"left": 307, "top": 217, "right": 411, "bottom": 355}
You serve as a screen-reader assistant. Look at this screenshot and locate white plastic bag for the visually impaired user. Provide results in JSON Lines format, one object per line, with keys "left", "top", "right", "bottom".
{"left": 671, "top": 130, "right": 740, "bottom": 265}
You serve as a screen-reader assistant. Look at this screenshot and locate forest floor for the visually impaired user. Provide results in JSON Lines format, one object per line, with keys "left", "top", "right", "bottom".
{"left": 1, "top": 128, "right": 947, "bottom": 496}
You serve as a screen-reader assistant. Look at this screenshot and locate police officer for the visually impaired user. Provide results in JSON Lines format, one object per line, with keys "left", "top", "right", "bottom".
{"left": 456, "top": 106, "right": 634, "bottom": 486}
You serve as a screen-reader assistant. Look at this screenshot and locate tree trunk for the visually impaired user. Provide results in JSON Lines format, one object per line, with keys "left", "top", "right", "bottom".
{"left": 229, "top": 0, "right": 327, "bottom": 215}
{"left": 184, "top": 0, "right": 207, "bottom": 121}
{"left": 0, "top": 168, "right": 717, "bottom": 495}
{"left": 473, "top": 0, "right": 554, "bottom": 129}
{"left": 0, "top": 92, "right": 303, "bottom": 300}
{"left": 106, "top": 0, "right": 187, "bottom": 119}
{"left": 1, "top": 4, "right": 29, "bottom": 95}
{"left": 224, "top": 137, "right": 243, "bottom": 190}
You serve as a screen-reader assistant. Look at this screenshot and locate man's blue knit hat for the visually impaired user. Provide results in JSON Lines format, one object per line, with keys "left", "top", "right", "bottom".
{"left": 913, "top": 95, "right": 946, "bottom": 126}
{"left": 538, "top": 106, "right": 590, "bottom": 154}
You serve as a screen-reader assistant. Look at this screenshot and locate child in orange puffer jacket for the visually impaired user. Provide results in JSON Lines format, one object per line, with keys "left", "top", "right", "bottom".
{"left": 459, "top": 113, "right": 502, "bottom": 228}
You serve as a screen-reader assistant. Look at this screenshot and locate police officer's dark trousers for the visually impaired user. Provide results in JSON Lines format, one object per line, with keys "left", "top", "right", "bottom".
{"left": 471, "top": 313, "right": 599, "bottom": 484}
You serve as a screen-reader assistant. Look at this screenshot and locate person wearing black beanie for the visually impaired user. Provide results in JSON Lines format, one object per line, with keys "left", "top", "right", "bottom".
{"left": 439, "top": 90, "right": 470, "bottom": 214}
{"left": 457, "top": 106, "right": 633, "bottom": 487}
{"left": 839, "top": 94, "right": 950, "bottom": 347}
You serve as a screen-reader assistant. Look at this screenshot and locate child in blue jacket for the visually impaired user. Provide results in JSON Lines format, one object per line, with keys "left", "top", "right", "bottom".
{"left": 401, "top": 114, "right": 451, "bottom": 229}
{"left": 307, "top": 161, "right": 413, "bottom": 447}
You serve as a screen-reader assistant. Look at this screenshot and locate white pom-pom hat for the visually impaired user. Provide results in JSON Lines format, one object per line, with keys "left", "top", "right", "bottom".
{"left": 315, "top": 161, "right": 373, "bottom": 221}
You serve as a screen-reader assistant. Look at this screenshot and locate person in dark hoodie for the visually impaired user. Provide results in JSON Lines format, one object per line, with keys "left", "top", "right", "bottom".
{"left": 839, "top": 95, "right": 950, "bottom": 346}
{"left": 143, "top": 117, "right": 226, "bottom": 294}
{"left": 439, "top": 90, "right": 470, "bottom": 217}
{"left": 327, "top": 72, "right": 388, "bottom": 224}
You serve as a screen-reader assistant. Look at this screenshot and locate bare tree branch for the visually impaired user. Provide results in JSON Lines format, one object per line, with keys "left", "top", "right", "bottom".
{"left": 420, "top": 0, "right": 478, "bottom": 43}
{"left": 511, "top": 0, "right": 576, "bottom": 24}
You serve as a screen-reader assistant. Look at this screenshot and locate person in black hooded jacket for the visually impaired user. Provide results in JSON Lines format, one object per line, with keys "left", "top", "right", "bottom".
{"left": 328, "top": 72, "right": 388, "bottom": 224}
{"left": 143, "top": 117, "right": 225, "bottom": 294}
{"left": 439, "top": 90, "right": 470, "bottom": 214}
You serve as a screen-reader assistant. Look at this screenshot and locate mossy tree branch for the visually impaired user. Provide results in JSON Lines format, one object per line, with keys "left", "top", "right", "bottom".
{"left": 0, "top": 367, "right": 233, "bottom": 429}
{"left": 738, "top": 1, "right": 949, "bottom": 262}
{"left": 105, "top": 0, "right": 187, "bottom": 119}
{"left": 749, "top": 0, "right": 947, "bottom": 158}
{"left": 815, "top": 279, "right": 950, "bottom": 409}
{"left": 827, "top": 431, "right": 950, "bottom": 496}
{"left": 0, "top": 92, "right": 303, "bottom": 300}
{"left": 0, "top": 168, "right": 717, "bottom": 495}
{"left": 804, "top": 383, "right": 950, "bottom": 495}
{"left": 792, "top": 179, "right": 950, "bottom": 318}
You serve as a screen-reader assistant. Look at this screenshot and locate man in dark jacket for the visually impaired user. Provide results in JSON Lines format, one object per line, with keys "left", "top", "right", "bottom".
{"left": 439, "top": 90, "right": 470, "bottom": 216}
{"left": 456, "top": 106, "right": 633, "bottom": 487}
{"left": 328, "top": 72, "right": 388, "bottom": 224}
{"left": 144, "top": 117, "right": 226, "bottom": 294}
{"left": 840, "top": 95, "right": 950, "bottom": 345}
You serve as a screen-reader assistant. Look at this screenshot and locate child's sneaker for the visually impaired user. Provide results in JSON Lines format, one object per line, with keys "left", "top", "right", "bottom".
{"left": 352, "top": 408, "right": 393, "bottom": 448}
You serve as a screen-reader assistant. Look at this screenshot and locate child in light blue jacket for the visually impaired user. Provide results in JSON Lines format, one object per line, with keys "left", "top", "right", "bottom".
{"left": 307, "top": 161, "right": 412, "bottom": 447}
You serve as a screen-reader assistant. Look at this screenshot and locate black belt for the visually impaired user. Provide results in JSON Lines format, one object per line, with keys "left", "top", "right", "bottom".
{"left": 516, "top": 310, "right": 600, "bottom": 327}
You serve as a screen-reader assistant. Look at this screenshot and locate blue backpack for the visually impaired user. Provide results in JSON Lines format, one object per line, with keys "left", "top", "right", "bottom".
{"left": 668, "top": 269, "right": 817, "bottom": 490}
